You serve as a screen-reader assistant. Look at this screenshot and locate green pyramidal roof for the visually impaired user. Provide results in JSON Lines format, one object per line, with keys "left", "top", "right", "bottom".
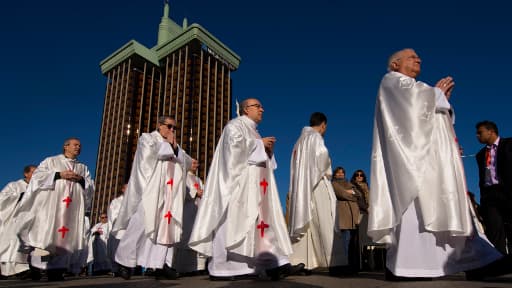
{"left": 100, "top": 3, "right": 240, "bottom": 74}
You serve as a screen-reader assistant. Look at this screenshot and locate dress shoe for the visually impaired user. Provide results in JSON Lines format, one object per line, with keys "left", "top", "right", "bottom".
{"left": 266, "top": 263, "right": 306, "bottom": 281}
{"left": 118, "top": 264, "right": 132, "bottom": 280}
{"left": 47, "top": 269, "right": 65, "bottom": 281}
{"left": 155, "top": 264, "right": 179, "bottom": 280}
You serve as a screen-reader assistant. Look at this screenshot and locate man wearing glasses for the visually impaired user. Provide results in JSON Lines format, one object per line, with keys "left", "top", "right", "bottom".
{"left": 369, "top": 48, "right": 509, "bottom": 280}
{"left": 87, "top": 213, "right": 111, "bottom": 275}
{"left": 189, "top": 98, "right": 304, "bottom": 281}
{"left": 112, "top": 116, "right": 194, "bottom": 280}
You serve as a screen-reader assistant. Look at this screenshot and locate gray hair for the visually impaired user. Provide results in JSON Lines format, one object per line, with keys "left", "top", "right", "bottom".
{"left": 238, "top": 98, "right": 257, "bottom": 116}
{"left": 387, "top": 49, "right": 404, "bottom": 72}
{"left": 157, "top": 116, "right": 175, "bottom": 124}
{"left": 63, "top": 137, "right": 80, "bottom": 153}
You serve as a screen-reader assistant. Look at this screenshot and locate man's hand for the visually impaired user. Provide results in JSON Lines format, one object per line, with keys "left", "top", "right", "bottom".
{"left": 59, "top": 170, "right": 83, "bottom": 182}
{"left": 435, "top": 76, "right": 455, "bottom": 99}
{"left": 262, "top": 136, "right": 276, "bottom": 155}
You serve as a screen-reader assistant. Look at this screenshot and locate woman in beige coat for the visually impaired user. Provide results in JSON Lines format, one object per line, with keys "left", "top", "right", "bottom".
{"left": 332, "top": 167, "right": 362, "bottom": 272}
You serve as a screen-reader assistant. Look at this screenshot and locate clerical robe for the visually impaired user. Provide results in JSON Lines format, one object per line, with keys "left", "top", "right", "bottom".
{"left": 0, "top": 179, "right": 29, "bottom": 275}
{"left": 87, "top": 222, "right": 111, "bottom": 272}
{"left": 287, "top": 126, "right": 346, "bottom": 270}
{"left": 189, "top": 115, "right": 293, "bottom": 277}
{"left": 174, "top": 171, "right": 206, "bottom": 273}
{"left": 369, "top": 71, "right": 501, "bottom": 277}
{"left": 106, "top": 194, "right": 123, "bottom": 271}
{"left": 113, "top": 131, "right": 191, "bottom": 269}
{"left": 9, "top": 155, "right": 93, "bottom": 271}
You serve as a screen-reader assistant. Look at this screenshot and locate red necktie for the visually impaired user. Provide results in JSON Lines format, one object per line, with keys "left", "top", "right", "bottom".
{"left": 485, "top": 146, "right": 491, "bottom": 167}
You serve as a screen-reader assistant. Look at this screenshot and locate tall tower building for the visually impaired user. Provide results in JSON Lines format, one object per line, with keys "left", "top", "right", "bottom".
{"left": 92, "top": 2, "right": 240, "bottom": 221}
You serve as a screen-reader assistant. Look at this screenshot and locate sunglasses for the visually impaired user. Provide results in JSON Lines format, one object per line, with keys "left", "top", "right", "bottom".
{"left": 163, "top": 123, "right": 179, "bottom": 130}
{"left": 355, "top": 173, "right": 365, "bottom": 177}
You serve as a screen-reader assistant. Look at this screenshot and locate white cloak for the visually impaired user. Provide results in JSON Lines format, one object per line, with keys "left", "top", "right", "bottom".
{"left": 287, "top": 126, "right": 346, "bottom": 269}
{"left": 369, "top": 71, "right": 501, "bottom": 276}
{"left": 0, "top": 179, "right": 29, "bottom": 275}
{"left": 12, "top": 155, "right": 93, "bottom": 255}
{"left": 87, "top": 222, "right": 111, "bottom": 271}
{"left": 112, "top": 131, "right": 191, "bottom": 244}
{"left": 174, "top": 171, "right": 206, "bottom": 273}
{"left": 189, "top": 116, "right": 292, "bottom": 262}
{"left": 107, "top": 195, "right": 124, "bottom": 239}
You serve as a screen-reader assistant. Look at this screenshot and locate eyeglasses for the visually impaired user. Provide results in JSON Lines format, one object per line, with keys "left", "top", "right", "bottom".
{"left": 355, "top": 173, "right": 364, "bottom": 177}
{"left": 100, "top": 216, "right": 107, "bottom": 219}
{"left": 246, "top": 104, "right": 263, "bottom": 109}
{"left": 162, "top": 123, "right": 179, "bottom": 130}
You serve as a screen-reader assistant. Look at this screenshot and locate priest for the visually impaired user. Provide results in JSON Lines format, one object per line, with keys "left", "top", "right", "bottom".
{"left": 8, "top": 138, "right": 93, "bottom": 281}
{"left": 189, "top": 98, "right": 304, "bottom": 281}
{"left": 0, "top": 165, "right": 36, "bottom": 277}
{"left": 286, "top": 112, "right": 347, "bottom": 273}
{"left": 112, "top": 116, "right": 193, "bottom": 280}
{"left": 368, "top": 48, "right": 508, "bottom": 280}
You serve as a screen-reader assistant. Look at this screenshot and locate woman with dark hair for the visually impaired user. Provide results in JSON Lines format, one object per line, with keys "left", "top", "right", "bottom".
{"left": 351, "top": 170, "right": 377, "bottom": 271}
{"left": 331, "top": 166, "right": 363, "bottom": 273}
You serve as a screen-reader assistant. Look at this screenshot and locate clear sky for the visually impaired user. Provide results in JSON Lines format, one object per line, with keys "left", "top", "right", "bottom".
{"left": 1, "top": 0, "right": 511, "bottom": 207}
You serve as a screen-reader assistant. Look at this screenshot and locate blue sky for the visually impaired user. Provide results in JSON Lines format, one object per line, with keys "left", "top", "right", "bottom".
{"left": 1, "top": 0, "right": 511, "bottom": 206}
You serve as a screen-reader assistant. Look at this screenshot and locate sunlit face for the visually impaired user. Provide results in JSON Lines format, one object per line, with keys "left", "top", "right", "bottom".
{"left": 334, "top": 169, "right": 345, "bottom": 179}
{"left": 476, "top": 126, "right": 494, "bottom": 145}
{"left": 394, "top": 49, "right": 421, "bottom": 78}
{"left": 99, "top": 214, "right": 108, "bottom": 223}
{"left": 64, "top": 139, "right": 81, "bottom": 159}
{"left": 158, "top": 119, "right": 178, "bottom": 140}
{"left": 354, "top": 171, "right": 365, "bottom": 182}
{"left": 24, "top": 166, "right": 36, "bottom": 182}
{"left": 189, "top": 159, "right": 199, "bottom": 173}
{"left": 244, "top": 100, "right": 264, "bottom": 123}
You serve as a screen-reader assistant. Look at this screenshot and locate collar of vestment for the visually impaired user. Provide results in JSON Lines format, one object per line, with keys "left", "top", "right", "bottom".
{"left": 240, "top": 115, "right": 258, "bottom": 130}
{"left": 60, "top": 154, "right": 78, "bottom": 163}
{"left": 152, "top": 130, "right": 165, "bottom": 142}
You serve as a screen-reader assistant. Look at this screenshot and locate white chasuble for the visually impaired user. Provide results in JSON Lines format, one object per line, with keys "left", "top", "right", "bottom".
{"left": 369, "top": 71, "right": 501, "bottom": 276}
{"left": 14, "top": 155, "right": 93, "bottom": 256}
{"left": 112, "top": 131, "right": 189, "bottom": 244}
{"left": 189, "top": 116, "right": 292, "bottom": 263}
{"left": 0, "top": 179, "right": 29, "bottom": 276}
{"left": 287, "top": 127, "right": 346, "bottom": 269}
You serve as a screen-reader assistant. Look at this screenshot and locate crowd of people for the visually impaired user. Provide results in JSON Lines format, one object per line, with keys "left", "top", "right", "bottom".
{"left": 0, "top": 48, "right": 511, "bottom": 283}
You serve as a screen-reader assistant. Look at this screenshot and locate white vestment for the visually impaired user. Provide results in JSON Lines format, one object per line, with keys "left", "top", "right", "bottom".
{"left": 369, "top": 71, "right": 501, "bottom": 277}
{"left": 0, "top": 179, "right": 29, "bottom": 275}
{"left": 174, "top": 171, "right": 206, "bottom": 273}
{"left": 189, "top": 115, "right": 293, "bottom": 277}
{"left": 1, "top": 155, "right": 93, "bottom": 272}
{"left": 106, "top": 195, "right": 123, "bottom": 271}
{"left": 113, "top": 131, "right": 191, "bottom": 269}
{"left": 287, "top": 126, "right": 347, "bottom": 270}
{"left": 87, "top": 222, "right": 111, "bottom": 271}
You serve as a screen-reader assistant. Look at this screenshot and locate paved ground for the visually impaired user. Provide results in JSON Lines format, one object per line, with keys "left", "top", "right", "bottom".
{"left": 1, "top": 271, "right": 512, "bottom": 288}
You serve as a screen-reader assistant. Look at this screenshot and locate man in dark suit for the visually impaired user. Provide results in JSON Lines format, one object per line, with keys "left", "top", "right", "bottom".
{"left": 476, "top": 120, "right": 512, "bottom": 255}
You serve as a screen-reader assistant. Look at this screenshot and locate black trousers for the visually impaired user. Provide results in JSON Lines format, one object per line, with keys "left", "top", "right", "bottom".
{"left": 480, "top": 185, "right": 512, "bottom": 255}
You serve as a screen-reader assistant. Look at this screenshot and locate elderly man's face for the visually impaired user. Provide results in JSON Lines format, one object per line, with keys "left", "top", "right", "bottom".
{"left": 158, "top": 119, "right": 177, "bottom": 140}
{"left": 395, "top": 49, "right": 421, "bottom": 78}
{"left": 244, "top": 100, "right": 264, "bottom": 123}
{"left": 64, "top": 139, "right": 81, "bottom": 159}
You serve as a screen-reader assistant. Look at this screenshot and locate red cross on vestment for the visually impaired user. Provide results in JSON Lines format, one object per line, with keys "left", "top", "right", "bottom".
{"left": 257, "top": 220, "right": 269, "bottom": 238}
{"left": 260, "top": 178, "right": 268, "bottom": 195}
{"left": 193, "top": 182, "right": 200, "bottom": 191}
{"left": 164, "top": 210, "right": 173, "bottom": 224}
{"left": 167, "top": 178, "right": 174, "bottom": 189}
{"left": 58, "top": 226, "right": 69, "bottom": 238}
{"left": 62, "top": 196, "right": 72, "bottom": 208}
